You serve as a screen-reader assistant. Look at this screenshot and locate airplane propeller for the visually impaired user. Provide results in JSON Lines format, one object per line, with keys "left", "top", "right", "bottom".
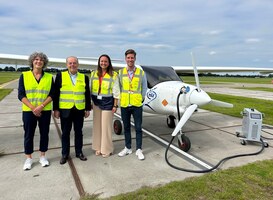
{"left": 191, "top": 52, "right": 201, "bottom": 92}
{"left": 209, "top": 99, "right": 233, "bottom": 107}
{"left": 190, "top": 52, "right": 233, "bottom": 108}
{"left": 169, "top": 53, "right": 233, "bottom": 152}
{"left": 171, "top": 104, "right": 198, "bottom": 137}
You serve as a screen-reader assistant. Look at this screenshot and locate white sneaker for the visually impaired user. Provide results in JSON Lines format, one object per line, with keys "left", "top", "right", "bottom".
{"left": 136, "top": 149, "right": 145, "bottom": 160}
{"left": 39, "top": 156, "right": 50, "bottom": 167}
{"left": 118, "top": 147, "right": 132, "bottom": 157}
{"left": 23, "top": 158, "right": 33, "bottom": 170}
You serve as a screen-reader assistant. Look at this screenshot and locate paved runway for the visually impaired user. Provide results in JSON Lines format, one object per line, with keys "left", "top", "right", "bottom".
{"left": 0, "top": 80, "right": 272, "bottom": 199}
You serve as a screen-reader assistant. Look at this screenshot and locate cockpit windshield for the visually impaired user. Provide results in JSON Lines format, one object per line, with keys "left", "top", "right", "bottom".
{"left": 141, "top": 66, "right": 182, "bottom": 88}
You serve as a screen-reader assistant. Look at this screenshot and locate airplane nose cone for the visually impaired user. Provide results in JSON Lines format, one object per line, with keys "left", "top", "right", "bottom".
{"left": 189, "top": 89, "right": 211, "bottom": 106}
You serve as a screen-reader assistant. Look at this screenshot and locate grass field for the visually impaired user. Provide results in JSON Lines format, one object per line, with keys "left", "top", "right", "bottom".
{"left": 182, "top": 76, "right": 273, "bottom": 84}
{"left": 0, "top": 71, "right": 21, "bottom": 85}
{"left": 201, "top": 93, "right": 273, "bottom": 125}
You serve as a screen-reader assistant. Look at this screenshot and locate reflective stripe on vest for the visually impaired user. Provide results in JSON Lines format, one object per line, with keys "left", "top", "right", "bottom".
{"left": 90, "top": 71, "right": 118, "bottom": 97}
{"left": 119, "top": 67, "right": 144, "bottom": 107}
{"left": 22, "top": 71, "right": 52, "bottom": 111}
{"left": 59, "top": 71, "right": 85, "bottom": 110}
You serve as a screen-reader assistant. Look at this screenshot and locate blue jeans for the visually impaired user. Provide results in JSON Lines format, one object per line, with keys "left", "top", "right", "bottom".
{"left": 121, "top": 106, "right": 143, "bottom": 150}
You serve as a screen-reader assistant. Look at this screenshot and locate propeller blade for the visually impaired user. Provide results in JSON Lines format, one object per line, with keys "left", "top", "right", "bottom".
{"left": 191, "top": 52, "right": 201, "bottom": 92}
{"left": 210, "top": 99, "right": 233, "bottom": 108}
{"left": 171, "top": 104, "right": 198, "bottom": 136}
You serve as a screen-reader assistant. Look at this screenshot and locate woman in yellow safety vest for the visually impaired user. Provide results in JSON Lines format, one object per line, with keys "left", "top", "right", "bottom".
{"left": 18, "top": 52, "right": 54, "bottom": 170}
{"left": 90, "top": 54, "right": 120, "bottom": 158}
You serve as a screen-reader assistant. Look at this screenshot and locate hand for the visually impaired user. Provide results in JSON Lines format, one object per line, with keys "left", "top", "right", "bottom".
{"left": 112, "top": 107, "right": 117, "bottom": 113}
{"left": 84, "top": 111, "right": 90, "bottom": 118}
{"left": 54, "top": 110, "right": 60, "bottom": 119}
{"left": 32, "top": 105, "right": 43, "bottom": 117}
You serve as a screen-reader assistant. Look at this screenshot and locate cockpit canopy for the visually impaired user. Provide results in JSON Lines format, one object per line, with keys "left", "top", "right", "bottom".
{"left": 141, "top": 66, "right": 183, "bottom": 88}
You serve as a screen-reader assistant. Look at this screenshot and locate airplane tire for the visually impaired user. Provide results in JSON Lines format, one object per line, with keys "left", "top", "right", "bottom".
{"left": 178, "top": 135, "right": 191, "bottom": 152}
{"left": 113, "top": 120, "right": 122, "bottom": 135}
{"left": 167, "top": 115, "right": 175, "bottom": 128}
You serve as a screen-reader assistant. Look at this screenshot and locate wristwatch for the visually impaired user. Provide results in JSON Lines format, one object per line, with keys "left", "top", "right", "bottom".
{"left": 113, "top": 105, "right": 118, "bottom": 108}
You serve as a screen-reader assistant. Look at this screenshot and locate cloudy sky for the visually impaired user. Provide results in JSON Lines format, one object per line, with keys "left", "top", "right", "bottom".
{"left": 0, "top": 0, "right": 273, "bottom": 67}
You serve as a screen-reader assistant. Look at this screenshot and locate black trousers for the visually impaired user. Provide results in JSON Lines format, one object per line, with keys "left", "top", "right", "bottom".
{"left": 23, "top": 111, "right": 52, "bottom": 154}
{"left": 60, "top": 107, "right": 85, "bottom": 156}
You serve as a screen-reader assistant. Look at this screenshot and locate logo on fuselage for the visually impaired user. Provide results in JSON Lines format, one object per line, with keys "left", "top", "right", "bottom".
{"left": 147, "top": 90, "right": 157, "bottom": 101}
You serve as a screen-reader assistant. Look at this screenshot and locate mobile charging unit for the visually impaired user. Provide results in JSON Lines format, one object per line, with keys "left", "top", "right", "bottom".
{"left": 236, "top": 108, "right": 268, "bottom": 147}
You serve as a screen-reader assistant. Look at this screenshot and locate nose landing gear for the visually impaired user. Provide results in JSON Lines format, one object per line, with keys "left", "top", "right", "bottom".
{"left": 178, "top": 134, "right": 191, "bottom": 152}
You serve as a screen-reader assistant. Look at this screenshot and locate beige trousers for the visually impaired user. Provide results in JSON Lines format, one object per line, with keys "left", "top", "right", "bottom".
{"left": 92, "top": 105, "right": 114, "bottom": 155}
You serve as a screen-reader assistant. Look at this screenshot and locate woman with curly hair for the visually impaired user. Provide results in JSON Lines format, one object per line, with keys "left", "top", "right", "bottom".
{"left": 18, "top": 52, "right": 54, "bottom": 170}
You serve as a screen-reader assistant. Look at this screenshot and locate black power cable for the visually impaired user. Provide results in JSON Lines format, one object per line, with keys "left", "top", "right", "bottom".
{"left": 164, "top": 89, "right": 266, "bottom": 173}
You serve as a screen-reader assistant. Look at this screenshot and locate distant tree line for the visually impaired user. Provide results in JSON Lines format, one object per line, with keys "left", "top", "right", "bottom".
{"left": 178, "top": 72, "right": 273, "bottom": 78}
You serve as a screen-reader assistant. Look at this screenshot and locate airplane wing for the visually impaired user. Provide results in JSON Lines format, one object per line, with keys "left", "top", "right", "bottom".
{"left": 172, "top": 65, "right": 273, "bottom": 74}
{"left": 1, "top": 53, "right": 272, "bottom": 73}
{"left": 0, "top": 53, "right": 126, "bottom": 70}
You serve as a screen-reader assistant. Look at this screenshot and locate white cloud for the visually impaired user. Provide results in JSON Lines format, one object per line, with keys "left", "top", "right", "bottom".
{"left": 0, "top": 0, "right": 272, "bottom": 67}
{"left": 245, "top": 38, "right": 261, "bottom": 43}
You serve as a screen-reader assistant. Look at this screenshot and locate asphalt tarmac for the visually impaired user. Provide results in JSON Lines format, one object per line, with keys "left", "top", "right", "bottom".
{"left": 0, "top": 80, "right": 272, "bottom": 200}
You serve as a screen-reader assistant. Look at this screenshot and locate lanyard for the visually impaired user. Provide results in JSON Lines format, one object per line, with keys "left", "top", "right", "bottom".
{"left": 126, "top": 68, "right": 136, "bottom": 90}
{"left": 98, "top": 72, "right": 106, "bottom": 94}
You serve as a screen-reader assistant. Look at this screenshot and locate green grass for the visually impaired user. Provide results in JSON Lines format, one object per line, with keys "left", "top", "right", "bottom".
{"left": 0, "top": 89, "right": 13, "bottom": 101}
{"left": 182, "top": 76, "right": 273, "bottom": 84}
{"left": 81, "top": 159, "right": 273, "bottom": 200}
{"left": 0, "top": 71, "right": 21, "bottom": 84}
{"left": 201, "top": 93, "right": 273, "bottom": 125}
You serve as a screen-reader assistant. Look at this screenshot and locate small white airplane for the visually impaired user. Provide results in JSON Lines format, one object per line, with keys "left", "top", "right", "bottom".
{"left": 0, "top": 53, "right": 272, "bottom": 152}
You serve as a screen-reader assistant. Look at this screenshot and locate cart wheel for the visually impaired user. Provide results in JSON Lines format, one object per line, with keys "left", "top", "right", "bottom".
{"left": 236, "top": 132, "right": 240, "bottom": 137}
{"left": 264, "top": 142, "right": 269, "bottom": 148}
{"left": 240, "top": 140, "right": 246, "bottom": 145}
{"left": 113, "top": 120, "right": 122, "bottom": 135}
{"left": 167, "top": 115, "right": 175, "bottom": 128}
{"left": 178, "top": 135, "right": 191, "bottom": 152}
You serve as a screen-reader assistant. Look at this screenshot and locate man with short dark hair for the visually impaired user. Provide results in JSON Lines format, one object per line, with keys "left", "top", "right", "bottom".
{"left": 118, "top": 49, "right": 147, "bottom": 160}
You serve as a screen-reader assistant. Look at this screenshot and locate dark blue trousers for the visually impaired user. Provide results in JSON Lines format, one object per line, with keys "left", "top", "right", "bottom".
{"left": 60, "top": 107, "right": 85, "bottom": 157}
{"left": 121, "top": 106, "right": 143, "bottom": 150}
{"left": 23, "top": 111, "right": 52, "bottom": 154}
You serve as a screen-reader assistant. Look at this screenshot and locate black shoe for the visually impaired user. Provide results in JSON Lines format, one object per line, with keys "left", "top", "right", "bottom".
{"left": 76, "top": 153, "right": 87, "bottom": 161}
{"left": 60, "top": 156, "right": 68, "bottom": 165}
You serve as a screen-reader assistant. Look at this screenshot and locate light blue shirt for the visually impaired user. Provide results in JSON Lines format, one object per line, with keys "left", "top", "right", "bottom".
{"left": 69, "top": 72, "right": 77, "bottom": 85}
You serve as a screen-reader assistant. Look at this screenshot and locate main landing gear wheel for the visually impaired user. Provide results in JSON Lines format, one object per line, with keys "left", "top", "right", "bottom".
{"left": 167, "top": 115, "right": 176, "bottom": 128}
{"left": 113, "top": 119, "right": 122, "bottom": 135}
{"left": 178, "top": 135, "right": 191, "bottom": 152}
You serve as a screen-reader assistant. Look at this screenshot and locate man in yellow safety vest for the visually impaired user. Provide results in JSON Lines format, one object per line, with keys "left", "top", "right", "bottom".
{"left": 118, "top": 49, "right": 147, "bottom": 160}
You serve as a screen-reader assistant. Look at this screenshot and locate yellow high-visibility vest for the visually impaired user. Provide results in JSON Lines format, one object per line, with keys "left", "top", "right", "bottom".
{"left": 90, "top": 70, "right": 118, "bottom": 97}
{"left": 59, "top": 71, "right": 85, "bottom": 110}
{"left": 22, "top": 71, "right": 52, "bottom": 111}
{"left": 119, "top": 67, "right": 144, "bottom": 107}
